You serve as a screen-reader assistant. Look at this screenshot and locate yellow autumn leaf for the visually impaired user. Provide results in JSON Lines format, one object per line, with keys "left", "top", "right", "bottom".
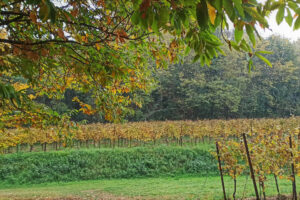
{"left": 207, "top": 3, "right": 216, "bottom": 25}
{"left": 28, "top": 94, "right": 36, "bottom": 100}
{"left": 0, "top": 30, "right": 7, "bottom": 39}
{"left": 118, "top": 98, "right": 123, "bottom": 103}
{"left": 72, "top": 96, "right": 80, "bottom": 102}
{"left": 84, "top": 104, "right": 92, "bottom": 110}
{"left": 123, "top": 87, "right": 130, "bottom": 93}
{"left": 95, "top": 43, "right": 101, "bottom": 50}
{"left": 13, "top": 83, "right": 29, "bottom": 91}
{"left": 82, "top": 36, "right": 88, "bottom": 43}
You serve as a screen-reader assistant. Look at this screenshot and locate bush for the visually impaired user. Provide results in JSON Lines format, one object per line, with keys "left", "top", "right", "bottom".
{"left": 0, "top": 147, "right": 217, "bottom": 184}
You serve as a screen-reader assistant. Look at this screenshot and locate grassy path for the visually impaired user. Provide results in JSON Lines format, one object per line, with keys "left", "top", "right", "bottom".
{"left": 0, "top": 175, "right": 299, "bottom": 200}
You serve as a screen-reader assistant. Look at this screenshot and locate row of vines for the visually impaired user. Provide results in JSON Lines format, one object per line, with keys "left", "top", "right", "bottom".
{"left": 1, "top": 117, "right": 299, "bottom": 151}
{"left": 1, "top": 117, "right": 299, "bottom": 150}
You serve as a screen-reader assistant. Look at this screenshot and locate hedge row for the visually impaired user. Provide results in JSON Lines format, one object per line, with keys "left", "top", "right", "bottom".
{"left": 0, "top": 147, "right": 218, "bottom": 184}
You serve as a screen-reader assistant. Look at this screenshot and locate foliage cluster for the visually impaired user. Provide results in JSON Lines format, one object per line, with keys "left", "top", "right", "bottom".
{"left": 1, "top": 0, "right": 300, "bottom": 126}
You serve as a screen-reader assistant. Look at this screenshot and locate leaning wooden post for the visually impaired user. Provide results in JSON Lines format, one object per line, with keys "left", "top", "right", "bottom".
{"left": 274, "top": 174, "right": 280, "bottom": 196}
{"left": 242, "top": 133, "right": 259, "bottom": 200}
{"left": 289, "top": 135, "right": 297, "bottom": 200}
{"left": 216, "top": 141, "right": 227, "bottom": 200}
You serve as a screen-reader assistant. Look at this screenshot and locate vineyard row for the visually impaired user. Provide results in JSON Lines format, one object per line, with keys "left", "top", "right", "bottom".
{"left": 1, "top": 117, "right": 299, "bottom": 152}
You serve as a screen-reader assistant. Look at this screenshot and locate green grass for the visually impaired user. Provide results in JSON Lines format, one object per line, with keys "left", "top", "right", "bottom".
{"left": 0, "top": 175, "right": 298, "bottom": 200}
{"left": 1, "top": 143, "right": 298, "bottom": 199}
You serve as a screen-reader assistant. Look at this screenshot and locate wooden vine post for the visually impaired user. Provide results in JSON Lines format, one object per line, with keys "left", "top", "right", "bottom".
{"left": 274, "top": 174, "right": 280, "bottom": 196}
{"left": 289, "top": 135, "right": 297, "bottom": 200}
{"left": 216, "top": 141, "right": 227, "bottom": 200}
{"left": 242, "top": 133, "right": 259, "bottom": 200}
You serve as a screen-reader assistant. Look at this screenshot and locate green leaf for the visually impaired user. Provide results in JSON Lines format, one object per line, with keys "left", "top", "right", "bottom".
{"left": 276, "top": 5, "right": 285, "bottom": 25}
{"left": 184, "top": 46, "right": 191, "bottom": 56}
{"left": 210, "top": 0, "right": 222, "bottom": 10}
{"left": 256, "top": 50, "right": 273, "bottom": 55}
{"left": 131, "top": 12, "right": 140, "bottom": 25}
{"left": 45, "top": 1, "right": 56, "bottom": 23}
{"left": 285, "top": 8, "right": 293, "bottom": 27}
{"left": 178, "top": 10, "right": 189, "bottom": 28}
{"left": 243, "top": 7, "right": 268, "bottom": 28}
{"left": 152, "top": 20, "right": 159, "bottom": 33}
{"left": 196, "top": 2, "right": 209, "bottom": 30}
{"left": 245, "top": 25, "right": 256, "bottom": 48}
{"left": 232, "top": 0, "right": 245, "bottom": 18}
{"left": 147, "top": 10, "right": 154, "bottom": 28}
{"left": 174, "top": 15, "right": 182, "bottom": 31}
{"left": 200, "top": 55, "right": 205, "bottom": 66}
{"left": 294, "top": 16, "right": 300, "bottom": 30}
{"left": 203, "top": 54, "right": 210, "bottom": 66}
{"left": 206, "top": 46, "right": 217, "bottom": 58}
{"left": 243, "top": 9, "right": 253, "bottom": 22}
{"left": 193, "top": 54, "right": 200, "bottom": 63}
{"left": 27, "top": 0, "right": 41, "bottom": 5}
{"left": 223, "top": 0, "right": 234, "bottom": 20}
{"left": 269, "top": 2, "right": 281, "bottom": 11}
{"left": 296, "top": 8, "right": 300, "bottom": 15}
{"left": 240, "top": 39, "right": 250, "bottom": 52}
{"left": 216, "top": 46, "right": 225, "bottom": 56}
{"left": 234, "top": 28, "right": 243, "bottom": 43}
{"left": 248, "top": 59, "right": 253, "bottom": 73}
{"left": 157, "top": 6, "right": 169, "bottom": 27}
{"left": 288, "top": 2, "right": 298, "bottom": 11}
{"left": 214, "top": 13, "right": 222, "bottom": 27}
{"left": 39, "top": 2, "right": 50, "bottom": 22}
{"left": 231, "top": 41, "right": 240, "bottom": 51}
{"left": 255, "top": 52, "right": 272, "bottom": 67}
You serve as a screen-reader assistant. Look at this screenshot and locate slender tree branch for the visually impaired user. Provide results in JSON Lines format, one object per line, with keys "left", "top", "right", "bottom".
{"left": 0, "top": 15, "right": 24, "bottom": 26}
{"left": 0, "top": 11, "right": 29, "bottom": 16}
{"left": 0, "top": 38, "right": 80, "bottom": 45}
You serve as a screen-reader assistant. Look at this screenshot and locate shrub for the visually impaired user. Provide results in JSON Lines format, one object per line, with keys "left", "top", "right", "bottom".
{"left": 0, "top": 147, "right": 217, "bottom": 184}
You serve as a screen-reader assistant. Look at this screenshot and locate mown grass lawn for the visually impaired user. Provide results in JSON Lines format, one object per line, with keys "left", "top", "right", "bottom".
{"left": 0, "top": 175, "right": 299, "bottom": 200}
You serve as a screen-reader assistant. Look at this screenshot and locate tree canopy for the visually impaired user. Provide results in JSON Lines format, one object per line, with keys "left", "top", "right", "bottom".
{"left": 131, "top": 36, "right": 300, "bottom": 121}
{"left": 1, "top": 0, "right": 300, "bottom": 127}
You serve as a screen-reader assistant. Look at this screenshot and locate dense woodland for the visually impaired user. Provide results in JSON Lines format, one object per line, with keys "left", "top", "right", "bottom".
{"left": 135, "top": 36, "right": 300, "bottom": 120}
{"left": 38, "top": 36, "right": 300, "bottom": 123}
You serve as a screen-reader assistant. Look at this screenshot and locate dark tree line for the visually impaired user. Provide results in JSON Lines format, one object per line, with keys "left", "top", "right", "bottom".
{"left": 131, "top": 36, "right": 300, "bottom": 121}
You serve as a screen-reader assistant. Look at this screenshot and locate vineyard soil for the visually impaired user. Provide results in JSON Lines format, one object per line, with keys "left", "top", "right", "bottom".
{"left": 0, "top": 176, "right": 299, "bottom": 200}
